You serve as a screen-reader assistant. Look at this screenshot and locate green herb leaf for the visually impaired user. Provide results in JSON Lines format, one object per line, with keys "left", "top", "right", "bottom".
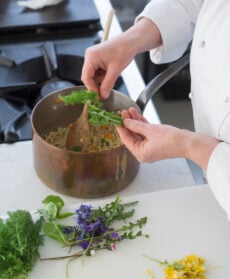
{"left": 89, "top": 195, "right": 138, "bottom": 226}
{"left": 39, "top": 195, "right": 74, "bottom": 221}
{"left": 58, "top": 91, "right": 123, "bottom": 126}
{"left": 58, "top": 90, "right": 101, "bottom": 106}
{"left": 42, "top": 222, "right": 69, "bottom": 245}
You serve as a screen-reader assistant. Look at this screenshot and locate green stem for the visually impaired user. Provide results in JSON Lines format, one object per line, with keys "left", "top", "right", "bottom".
{"left": 40, "top": 250, "right": 84, "bottom": 261}
{"left": 142, "top": 253, "right": 168, "bottom": 266}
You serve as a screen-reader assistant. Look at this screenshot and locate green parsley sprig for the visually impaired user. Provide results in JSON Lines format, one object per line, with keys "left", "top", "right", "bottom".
{"left": 58, "top": 90, "right": 123, "bottom": 126}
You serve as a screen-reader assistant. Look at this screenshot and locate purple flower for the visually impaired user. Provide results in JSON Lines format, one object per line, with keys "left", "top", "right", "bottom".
{"left": 110, "top": 231, "right": 122, "bottom": 241}
{"left": 76, "top": 204, "right": 92, "bottom": 225}
{"left": 74, "top": 204, "right": 112, "bottom": 250}
{"left": 79, "top": 240, "right": 90, "bottom": 249}
{"left": 85, "top": 218, "right": 108, "bottom": 235}
{"left": 62, "top": 226, "right": 76, "bottom": 234}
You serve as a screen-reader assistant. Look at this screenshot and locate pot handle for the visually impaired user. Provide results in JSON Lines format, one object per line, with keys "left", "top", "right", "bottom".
{"left": 136, "top": 53, "right": 190, "bottom": 112}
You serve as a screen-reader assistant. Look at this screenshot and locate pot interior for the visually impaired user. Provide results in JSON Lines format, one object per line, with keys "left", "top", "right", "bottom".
{"left": 32, "top": 86, "right": 140, "bottom": 138}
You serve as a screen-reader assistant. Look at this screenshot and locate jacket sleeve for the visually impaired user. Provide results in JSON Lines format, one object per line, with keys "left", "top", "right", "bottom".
{"left": 135, "top": 0, "right": 203, "bottom": 63}
{"left": 207, "top": 142, "right": 230, "bottom": 221}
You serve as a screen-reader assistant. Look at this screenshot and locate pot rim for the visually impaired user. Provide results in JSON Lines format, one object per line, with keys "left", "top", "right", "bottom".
{"left": 31, "top": 86, "right": 131, "bottom": 155}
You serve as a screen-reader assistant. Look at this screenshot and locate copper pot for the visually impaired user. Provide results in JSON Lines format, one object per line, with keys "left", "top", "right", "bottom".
{"left": 31, "top": 86, "right": 142, "bottom": 198}
{"left": 31, "top": 55, "right": 189, "bottom": 198}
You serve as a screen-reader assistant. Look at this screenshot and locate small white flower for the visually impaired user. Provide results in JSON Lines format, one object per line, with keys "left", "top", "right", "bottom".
{"left": 90, "top": 250, "right": 96, "bottom": 256}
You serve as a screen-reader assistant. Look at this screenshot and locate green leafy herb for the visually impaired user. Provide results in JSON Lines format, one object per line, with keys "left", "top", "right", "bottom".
{"left": 0, "top": 195, "right": 148, "bottom": 279}
{"left": 0, "top": 210, "right": 43, "bottom": 279}
{"left": 58, "top": 90, "right": 123, "bottom": 126}
{"left": 39, "top": 195, "right": 148, "bottom": 264}
{"left": 58, "top": 90, "right": 101, "bottom": 106}
{"left": 37, "top": 195, "right": 75, "bottom": 246}
{"left": 89, "top": 195, "right": 138, "bottom": 226}
{"left": 40, "top": 195, "right": 75, "bottom": 220}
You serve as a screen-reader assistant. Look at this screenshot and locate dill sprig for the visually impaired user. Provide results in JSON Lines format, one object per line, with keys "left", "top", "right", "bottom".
{"left": 58, "top": 90, "right": 123, "bottom": 126}
{"left": 0, "top": 210, "right": 43, "bottom": 279}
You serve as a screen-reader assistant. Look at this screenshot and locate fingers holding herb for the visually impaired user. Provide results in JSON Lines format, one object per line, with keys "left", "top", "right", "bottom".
{"left": 58, "top": 90, "right": 124, "bottom": 126}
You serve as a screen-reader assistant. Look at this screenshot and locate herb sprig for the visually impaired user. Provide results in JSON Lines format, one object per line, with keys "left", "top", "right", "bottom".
{"left": 58, "top": 90, "right": 124, "bottom": 126}
{"left": 0, "top": 210, "right": 43, "bottom": 279}
{"left": 38, "top": 195, "right": 148, "bottom": 263}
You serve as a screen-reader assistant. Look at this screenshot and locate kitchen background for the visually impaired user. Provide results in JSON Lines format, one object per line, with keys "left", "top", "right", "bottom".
{"left": 0, "top": 0, "right": 203, "bottom": 184}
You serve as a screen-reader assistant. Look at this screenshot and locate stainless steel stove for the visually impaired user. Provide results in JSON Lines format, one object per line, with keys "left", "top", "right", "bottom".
{"left": 0, "top": 0, "right": 128, "bottom": 143}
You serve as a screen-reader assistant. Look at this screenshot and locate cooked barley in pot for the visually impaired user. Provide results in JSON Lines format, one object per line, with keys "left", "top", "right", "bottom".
{"left": 45, "top": 124, "right": 122, "bottom": 152}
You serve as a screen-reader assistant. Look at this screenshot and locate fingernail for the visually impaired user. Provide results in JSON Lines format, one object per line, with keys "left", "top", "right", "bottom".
{"left": 101, "top": 90, "right": 109, "bottom": 99}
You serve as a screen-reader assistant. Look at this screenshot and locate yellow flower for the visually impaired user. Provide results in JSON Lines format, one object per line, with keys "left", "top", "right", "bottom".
{"left": 164, "top": 255, "right": 207, "bottom": 279}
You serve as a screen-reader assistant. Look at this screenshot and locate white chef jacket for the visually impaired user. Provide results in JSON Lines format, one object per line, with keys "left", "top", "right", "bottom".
{"left": 137, "top": 0, "right": 230, "bottom": 220}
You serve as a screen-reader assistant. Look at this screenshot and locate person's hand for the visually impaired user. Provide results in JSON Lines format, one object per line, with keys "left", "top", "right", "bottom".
{"left": 116, "top": 107, "right": 186, "bottom": 162}
{"left": 81, "top": 36, "right": 135, "bottom": 99}
{"left": 81, "top": 18, "right": 162, "bottom": 98}
{"left": 116, "top": 107, "right": 220, "bottom": 169}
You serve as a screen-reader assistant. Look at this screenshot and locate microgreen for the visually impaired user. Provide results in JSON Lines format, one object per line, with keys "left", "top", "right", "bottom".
{"left": 58, "top": 90, "right": 124, "bottom": 126}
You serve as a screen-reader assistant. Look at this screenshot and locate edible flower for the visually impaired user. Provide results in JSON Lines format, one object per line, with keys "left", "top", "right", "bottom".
{"left": 144, "top": 254, "right": 207, "bottom": 279}
{"left": 39, "top": 195, "right": 148, "bottom": 263}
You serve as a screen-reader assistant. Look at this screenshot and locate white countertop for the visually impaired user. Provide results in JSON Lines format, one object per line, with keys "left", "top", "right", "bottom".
{"left": 27, "top": 185, "right": 230, "bottom": 279}
{"left": 0, "top": 0, "right": 195, "bottom": 216}
{"left": 0, "top": 141, "right": 194, "bottom": 215}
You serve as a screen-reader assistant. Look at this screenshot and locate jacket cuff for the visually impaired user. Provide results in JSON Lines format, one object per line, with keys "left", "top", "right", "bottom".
{"left": 135, "top": 0, "right": 194, "bottom": 63}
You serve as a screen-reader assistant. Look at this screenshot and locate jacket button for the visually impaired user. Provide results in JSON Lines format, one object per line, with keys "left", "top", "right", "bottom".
{"left": 198, "top": 40, "right": 205, "bottom": 48}
{"left": 223, "top": 96, "right": 229, "bottom": 103}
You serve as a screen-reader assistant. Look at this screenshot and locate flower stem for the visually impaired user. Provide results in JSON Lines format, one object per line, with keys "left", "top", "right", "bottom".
{"left": 142, "top": 253, "right": 168, "bottom": 266}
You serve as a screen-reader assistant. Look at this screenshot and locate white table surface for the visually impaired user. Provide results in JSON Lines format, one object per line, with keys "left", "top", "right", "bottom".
{"left": 28, "top": 185, "right": 230, "bottom": 279}
{"left": 0, "top": 141, "right": 195, "bottom": 215}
